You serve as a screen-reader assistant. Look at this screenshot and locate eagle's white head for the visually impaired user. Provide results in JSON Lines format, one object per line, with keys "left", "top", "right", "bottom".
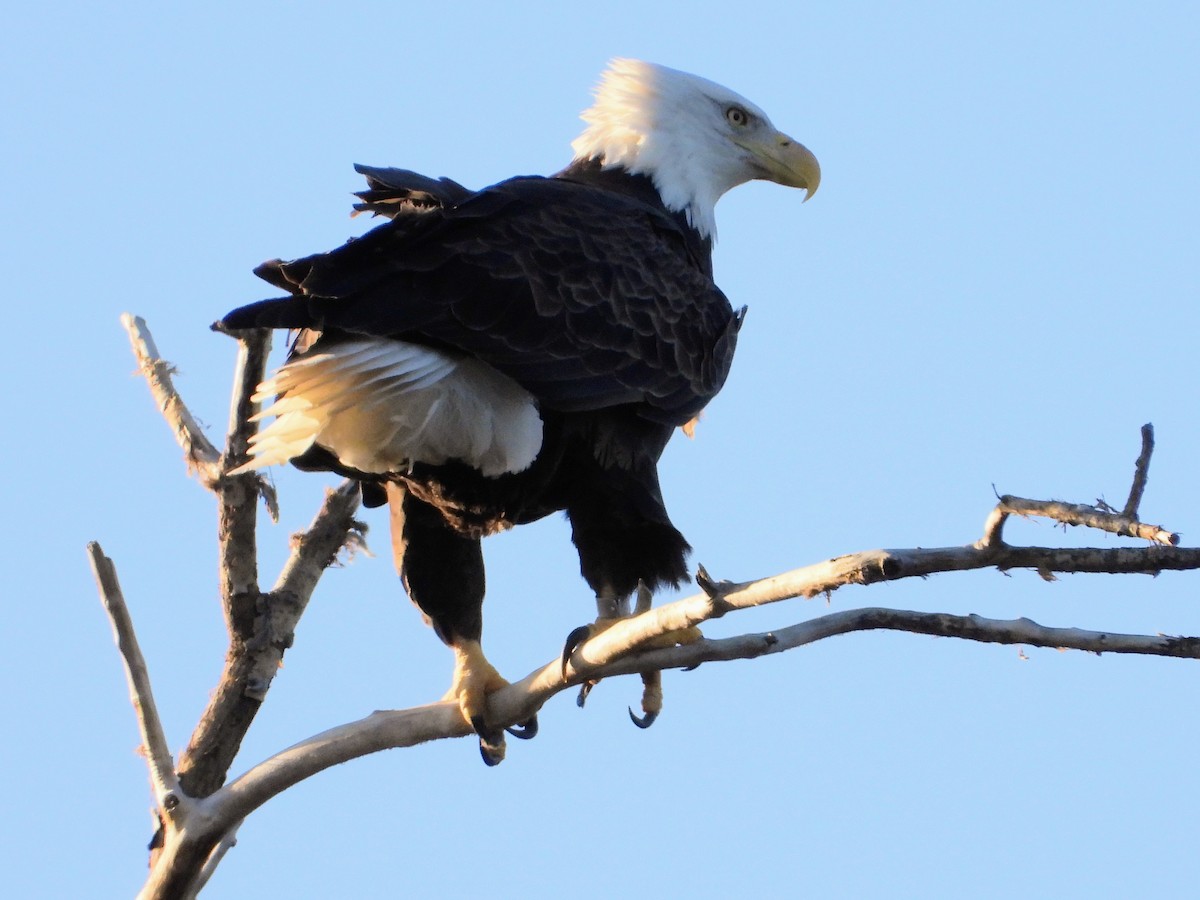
{"left": 571, "top": 58, "right": 820, "bottom": 239}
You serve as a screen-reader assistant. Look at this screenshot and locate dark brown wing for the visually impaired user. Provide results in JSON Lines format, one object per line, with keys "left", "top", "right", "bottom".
{"left": 222, "top": 175, "right": 741, "bottom": 426}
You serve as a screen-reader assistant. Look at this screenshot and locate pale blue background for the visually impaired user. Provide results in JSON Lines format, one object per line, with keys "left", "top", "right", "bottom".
{"left": 4, "top": 2, "right": 1197, "bottom": 896}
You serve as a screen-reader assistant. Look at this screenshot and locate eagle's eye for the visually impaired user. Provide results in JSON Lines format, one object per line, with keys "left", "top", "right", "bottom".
{"left": 725, "top": 106, "right": 750, "bottom": 127}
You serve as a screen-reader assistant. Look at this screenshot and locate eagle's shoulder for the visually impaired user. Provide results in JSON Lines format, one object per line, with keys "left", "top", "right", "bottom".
{"left": 224, "top": 167, "right": 739, "bottom": 424}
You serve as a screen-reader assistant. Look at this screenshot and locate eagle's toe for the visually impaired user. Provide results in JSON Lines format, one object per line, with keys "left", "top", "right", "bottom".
{"left": 445, "top": 640, "right": 515, "bottom": 765}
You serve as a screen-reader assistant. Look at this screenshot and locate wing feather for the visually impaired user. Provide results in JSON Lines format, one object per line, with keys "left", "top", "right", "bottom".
{"left": 222, "top": 175, "right": 740, "bottom": 425}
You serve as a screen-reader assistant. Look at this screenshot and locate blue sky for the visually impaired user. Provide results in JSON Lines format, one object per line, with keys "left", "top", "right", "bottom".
{"left": 5, "top": 2, "right": 1198, "bottom": 896}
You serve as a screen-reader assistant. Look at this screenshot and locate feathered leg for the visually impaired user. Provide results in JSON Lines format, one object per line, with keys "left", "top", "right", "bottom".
{"left": 562, "top": 477, "right": 700, "bottom": 724}
{"left": 386, "top": 483, "right": 522, "bottom": 765}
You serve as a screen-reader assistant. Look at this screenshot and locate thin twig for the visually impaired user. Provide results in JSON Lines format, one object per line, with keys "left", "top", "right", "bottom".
{"left": 219, "top": 325, "right": 278, "bottom": 523}
{"left": 1123, "top": 423, "right": 1155, "bottom": 519}
{"left": 978, "top": 504, "right": 1009, "bottom": 548}
{"left": 213, "top": 328, "right": 272, "bottom": 618}
{"left": 997, "top": 495, "right": 1177, "bottom": 546}
{"left": 271, "top": 481, "right": 365, "bottom": 605}
{"left": 980, "top": 425, "right": 1170, "bottom": 548}
{"left": 220, "top": 326, "right": 271, "bottom": 465}
{"left": 87, "top": 543, "right": 182, "bottom": 810}
{"left": 121, "top": 314, "right": 221, "bottom": 483}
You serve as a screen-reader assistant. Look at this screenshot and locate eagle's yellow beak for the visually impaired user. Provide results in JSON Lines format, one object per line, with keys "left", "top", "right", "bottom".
{"left": 737, "top": 131, "right": 821, "bottom": 201}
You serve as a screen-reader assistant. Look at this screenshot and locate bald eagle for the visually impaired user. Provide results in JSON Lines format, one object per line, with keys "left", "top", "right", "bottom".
{"left": 220, "top": 59, "right": 819, "bottom": 764}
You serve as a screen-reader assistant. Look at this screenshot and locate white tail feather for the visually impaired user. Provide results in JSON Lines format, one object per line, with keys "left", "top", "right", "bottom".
{"left": 230, "top": 339, "right": 542, "bottom": 478}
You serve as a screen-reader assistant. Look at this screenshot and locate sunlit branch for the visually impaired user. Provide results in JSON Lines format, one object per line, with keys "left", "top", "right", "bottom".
{"left": 87, "top": 543, "right": 182, "bottom": 812}
{"left": 107, "top": 324, "right": 1198, "bottom": 899}
{"left": 121, "top": 313, "right": 221, "bottom": 483}
{"left": 204, "top": 587, "right": 1200, "bottom": 828}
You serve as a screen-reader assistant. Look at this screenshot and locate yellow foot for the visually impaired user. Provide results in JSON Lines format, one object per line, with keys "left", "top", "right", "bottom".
{"left": 444, "top": 640, "right": 537, "bottom": 766}
{"left": 630, "top": 670, "right": 664, "bottom": 729}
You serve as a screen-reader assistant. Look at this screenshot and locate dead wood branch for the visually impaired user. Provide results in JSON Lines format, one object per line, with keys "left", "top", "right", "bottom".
{"left": 175, "top": 481, "right": 362, "bottom": 799}
{"left": 195, "top": 579, "right": 1200, "bottom": 833}
{"left": 87, "top": 543, "right": 181, "bottom": 813}
{"left": 981, "top": 496, "right": 1178, "bottom": 547}
{"left": 118, "top": 315, "right": 363, "bottom": 896}
{"left": 121, "top": 314, "right": 221, "bottom": 482}
{"left": 1123, "top": 422, "right": 1155, "bottom": 519}
{"left": 99, "top": 322, "right": 1198, "bottom": 897}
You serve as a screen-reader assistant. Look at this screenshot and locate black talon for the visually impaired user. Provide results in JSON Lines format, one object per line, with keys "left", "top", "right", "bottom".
{"left": 561, "top": 624, "right": 593, "bottom": 676}
{"left": 576, "top": 681, "right": 596, "bottom": 708}
{"left": 505, "top": 716, "right": 539, "bottom": 740}
{"left": 470, "top": 715, "right": 506, "bottom": 766}
{"left": 628, "top": 706, "right": 659, "bottom": 729}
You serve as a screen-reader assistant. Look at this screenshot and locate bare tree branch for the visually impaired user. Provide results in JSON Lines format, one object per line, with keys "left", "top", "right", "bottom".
{"left": 216, "top": 322, "right": 272, "bottom": 473}
{"left": 119, "top": 314, "right": 367, "bottom": 895}
{"left": 121, "top": 313, "right": 365, "bottom": 803}
{"left": 201, "top": 593, "right": 1200, "bottom": 834}
{"left": 103, "top": 321, "right": 1200, "bottom": 896}
{"left": 87, "top": 543, "right": 182, "bottom": 813}
{"left": 1123, "top": 422, "right": 1155, "bottom": 519}
{"left": 215, "top": 324, "right": 275, "bottom": 617}
{"left": 979, "top": 426, "right": 1174, "bottom": 548}
{"left": 563, "top": 546, "right": 1200, "bottom": 675}
{"left": 189, "top": 470, "right": 1200, "bottom": 839}
{"left": 176, "top": 480, "right": 362, "bottom": 798}
{"left": 121, "top": 314, "right": 221, "bottom": 483}
{"left": 983, "top": 495, "right": 1178, "bottom": 547}
{"left": 123, "top": 314, "right": 277, "bottom": 610}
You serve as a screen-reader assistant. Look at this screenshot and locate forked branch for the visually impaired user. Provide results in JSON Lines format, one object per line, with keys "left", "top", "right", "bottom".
{"left": 98, "top": 318, "right": 1197, "bottom": 898}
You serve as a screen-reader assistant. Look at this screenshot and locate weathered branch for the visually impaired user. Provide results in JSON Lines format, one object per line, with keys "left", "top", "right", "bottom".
{"left": 87, "top": 543, "right": 183, "bottom": 814}
{"left": 201, "top": 589, "right": 1200, "bottom": 833}
{"left": 979, "top": 425, "right": 1175, "bottom": 548}
{"left": 215, "top": 325, "right": 275, "bottom": 618}
{"left": 217, "top": 322, "right": 272, "bottom": 473}
{"left": 1123, "top": 422, "right": 1155, "bottom": 519}
{"left": 121, "top": 313, "right": 221, "bottom": 482}
{"left": 176, "top": 481, "right": 362, "bottom": 799}
{"left": 115, "top": 523, "right": 1200, "bottom": 897}
{"left": 983, "top": 496, "right": 1178, "bottom": 547}
{"left": 120, "top": 315, "right": 366, "bottom": 897}
{"left": 123, "top": 314, "right": 277, "bottom": 614}
{"left": 187, "top": 469, "right": 1200, "bottom": 840}
{"left": 632, "top": 607, "right": 1200, "bottom": 668}
{"left": 568, "top": 543, "right": 1200, "bottom": 675}
{"left": 121, "top": 313, "right": 365, "bottom": 802}
{"left": 107, "top": 321, "right": 1198, "bottom": 897}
